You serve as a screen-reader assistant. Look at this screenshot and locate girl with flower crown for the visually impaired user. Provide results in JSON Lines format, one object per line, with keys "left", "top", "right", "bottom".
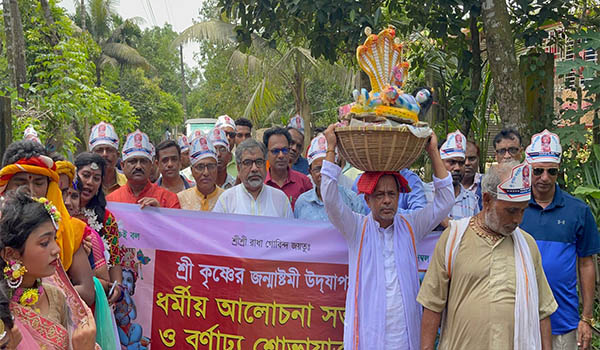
{"left": 0, "top": 188, "right": 98, "bottom": 349}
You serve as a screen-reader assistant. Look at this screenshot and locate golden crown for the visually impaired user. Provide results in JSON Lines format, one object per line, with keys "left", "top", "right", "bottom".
{"left": 357, "top": 25, "right": 410, "bottom": 93}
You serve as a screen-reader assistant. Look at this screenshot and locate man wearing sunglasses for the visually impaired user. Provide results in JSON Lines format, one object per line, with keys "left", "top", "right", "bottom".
{"left": 263, "top": 127, "right": 313, "bottom": 210}
{"left": 493, "top": 127, "right": 523, "bottom": 163}
{"left": 521, "top": 130, "right": 600, "bottom": 350}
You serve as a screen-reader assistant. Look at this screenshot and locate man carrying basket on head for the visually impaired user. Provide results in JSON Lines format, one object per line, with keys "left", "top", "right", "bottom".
{"left": 321, "top": 123, "right": 454, "bottom": 349}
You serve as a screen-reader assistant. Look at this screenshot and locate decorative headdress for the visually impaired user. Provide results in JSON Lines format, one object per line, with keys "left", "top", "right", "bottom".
{"left": 89, "top": 121, "right": 119, "bottom": 151}
{"left": 177, "top": 134, "right": 190, "bottom": 152}
{"left": 23, "top": 126, "right": 41, "bottom": 144}
{"left": 440, "top": 130, "right": 466, "bottom": 160}
{"left": 525, "top": 129, "right": 562, "bottom": 164}
{"left": 189, "top": 135, "right": 217, "bottom": 165}
{"left": 215, "top": 115, "right": 236, "bottom": 130}
{"left": 287, "top": 115, "right": 305, "bottom": 135}
{"left": 497, "top": 162, "right": 531, "bottom": 202}
{"left": 35, "top": 197, "right": 62, "bottom": 229}
{"left": 306, "top": 134, "right": 328, "bottom": 165}
{"left": 207, "top": 128, "right": 230, "bottom": 150}
{"left": 122, "top": 130, "right": 153, "bottom": 161}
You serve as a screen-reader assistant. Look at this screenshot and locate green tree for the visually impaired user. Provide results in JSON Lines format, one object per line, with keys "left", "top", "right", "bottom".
{"left": 117, "top": 68, "right": 183, "bottom": 144}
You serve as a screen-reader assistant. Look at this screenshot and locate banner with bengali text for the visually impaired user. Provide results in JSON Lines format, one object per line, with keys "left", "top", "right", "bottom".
{"left": 107, "top": 202, "right": 349, "bottom": 350}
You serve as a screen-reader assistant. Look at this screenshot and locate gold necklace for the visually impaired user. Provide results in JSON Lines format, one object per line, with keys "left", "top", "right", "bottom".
{"left": 471, "top": 215, "right": 503, "bottom": 244}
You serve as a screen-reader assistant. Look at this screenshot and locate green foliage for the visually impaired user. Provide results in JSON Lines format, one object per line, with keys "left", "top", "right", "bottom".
{"left": 571, "top": 144, "right": 600, "bottom": 228}
{"left": 23, "top": 33, "right": 137, "bottom": 152}
{"left": 117, "top": 68, "right": 183, "bottom": 144}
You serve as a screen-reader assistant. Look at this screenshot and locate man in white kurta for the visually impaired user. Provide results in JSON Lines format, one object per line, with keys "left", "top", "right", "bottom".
{"left": 321, "top": 124, "right": 454, "bottom": 350}
{"left": 212, "top": 138, "right": 293, "bottom": 218}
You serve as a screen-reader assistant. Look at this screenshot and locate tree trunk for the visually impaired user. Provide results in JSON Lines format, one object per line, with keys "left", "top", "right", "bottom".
{"left": 293, "top": 53, "right": 312, "bottom": 147}
{"left": 9, "top": 0, "right": 26, "bottom": 101}
{"left": 2, "top": 0, "right": 15, "bottom": 92}
{"left": 480, "top": 0, "right": 526, "bottom": 129}
{"left": 180, "top": 45, "right": 188, "bottom": 120}
{"left": 465, "top": 12, "right": 482, "bottom": 137}
{"left": 39, "top": 0, "right": 58, "bottom": 45}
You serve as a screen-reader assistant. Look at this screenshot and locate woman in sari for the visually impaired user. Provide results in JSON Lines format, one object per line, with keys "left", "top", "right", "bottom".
{"left": 0, "top": 188, "right": 97, "bottom": 349}
{"left": 74, "top": 153, "right": 124, "bottom": 302}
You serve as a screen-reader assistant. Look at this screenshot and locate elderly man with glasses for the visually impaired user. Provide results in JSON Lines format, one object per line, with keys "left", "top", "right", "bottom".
{"left": 213, "top": 138, "right": 293, "bottom": 218}
{"left": 520, "top": 130, "right": 600, "bottom": 350}
{"left": 262, "top": 127, "right": 313, "bottom": 209}
{"left": 493, "top": 127, "right": 523, "bottom": 163}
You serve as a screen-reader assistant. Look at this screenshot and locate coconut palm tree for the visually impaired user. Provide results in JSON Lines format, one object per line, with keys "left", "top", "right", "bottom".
{"left": 173, "top": 20, "right": 355, "bottom": 142}
{"left": 82, "top": 0, "right": 150, "bottom": 86}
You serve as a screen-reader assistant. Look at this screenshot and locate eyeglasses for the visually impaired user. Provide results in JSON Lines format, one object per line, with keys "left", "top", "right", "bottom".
{"left": 194, "top": 163, "right": 217, "bottom": 172}
{"left": 533, "top": 167, "right": 559, "bottom": 176}
{"left": 241, "top": 158, "right": 266, "bottom": 168}
{"left": 269, "top": 148, "right": 289, "bottom": 156}
{"left": 225, "top": 131, "right": 236, "bottom": 138}
{"left": 495, "top": 147, "right": 520, "bottom": 156}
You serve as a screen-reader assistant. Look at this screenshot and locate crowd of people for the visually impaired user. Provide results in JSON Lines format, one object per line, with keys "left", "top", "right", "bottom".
{"left": 0, "top": 113, "right": 596, "bottom": 350}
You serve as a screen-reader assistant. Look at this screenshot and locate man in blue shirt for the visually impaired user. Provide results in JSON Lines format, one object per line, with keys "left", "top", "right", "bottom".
{"left": 521, "top": 129, "right": 600, "bottom": 350}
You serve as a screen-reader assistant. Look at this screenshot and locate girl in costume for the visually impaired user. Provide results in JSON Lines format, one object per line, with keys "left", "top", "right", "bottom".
{"left": 0, "top": 188, "right": 97, "bottom": 349}
{"left": 58, "top": 160, "right": 119, "bottom": 350}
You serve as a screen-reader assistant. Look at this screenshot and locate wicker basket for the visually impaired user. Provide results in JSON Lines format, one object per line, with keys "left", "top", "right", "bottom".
{"left": 335, "top": 125, "right": 429, "bottom": 172}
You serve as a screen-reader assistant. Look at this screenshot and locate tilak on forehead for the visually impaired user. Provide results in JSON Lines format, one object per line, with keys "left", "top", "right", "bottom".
{"left": 0, "top": 154, "right": 82, "bottom": 270}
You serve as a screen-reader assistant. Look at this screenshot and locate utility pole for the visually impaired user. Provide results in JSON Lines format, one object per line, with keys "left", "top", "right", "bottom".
{"left": 179, "top": 45, "right": 188, "bottom": 120}
{"left": 81, "top": 0, "right": 86, "bottom": 31}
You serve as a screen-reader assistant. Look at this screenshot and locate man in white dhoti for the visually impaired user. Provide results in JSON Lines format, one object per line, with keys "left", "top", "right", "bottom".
{"left": 321, "top": 124, "right": 455, "bottom": 350}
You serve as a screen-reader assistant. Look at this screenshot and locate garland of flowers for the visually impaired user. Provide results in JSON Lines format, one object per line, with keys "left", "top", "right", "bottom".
{"left": 34, "top": 197, "right": 61, "bottom": 229}
{"left": 11, "top": 279, "right": 44, "bottom": 312}
{"left": 83, "top": 208, "right": 113, "bottom": 267}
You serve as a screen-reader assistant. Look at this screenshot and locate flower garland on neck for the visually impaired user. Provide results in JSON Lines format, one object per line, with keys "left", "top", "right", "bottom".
{"left": 83, "top": 208, "right": 114, "bottom": 267}
{"left": 12, "top": 279, "right": 44, "bottom": 312}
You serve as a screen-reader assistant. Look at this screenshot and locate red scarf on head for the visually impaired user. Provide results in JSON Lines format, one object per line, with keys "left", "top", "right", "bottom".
{"left": 357, "top": 171, "right": 411, "bottom": 195}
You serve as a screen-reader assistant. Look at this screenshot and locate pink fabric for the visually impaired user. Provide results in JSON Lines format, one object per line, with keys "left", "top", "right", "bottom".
{"left": 264, "top": 168, "right": 313, "bottom": 209}
{"left": 83, "top": 225, "right": 107, "bottom": 270}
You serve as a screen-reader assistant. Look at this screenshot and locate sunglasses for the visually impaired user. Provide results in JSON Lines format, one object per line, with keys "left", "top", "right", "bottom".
{"left": 225, "top": 131, "right": 236, "bottom": 138}
{"left": 533, "top": 168, "right": 559, "bottom": 176}
{"left": 269, "top": 148, "right": 289, "bottom": 156}
{"left": 495, "top": 147, "right": 520, "bottom": 156}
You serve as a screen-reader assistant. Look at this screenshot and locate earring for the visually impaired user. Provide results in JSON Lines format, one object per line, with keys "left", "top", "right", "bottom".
{"left": 3, "top": 260, "right": 26, "bottom": 289}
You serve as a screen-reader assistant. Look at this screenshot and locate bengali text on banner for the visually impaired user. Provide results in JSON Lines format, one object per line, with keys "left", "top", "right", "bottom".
{"left": 107, "top": 202, "right": 350, "bottom": 350}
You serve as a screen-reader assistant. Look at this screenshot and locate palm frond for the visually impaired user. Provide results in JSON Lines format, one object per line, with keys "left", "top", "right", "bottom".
{"left": 98, "top": 54, "right": 118, "bottom": 68}
{"left": 87, "top": 0, "right": 118, "bottom": 39}
{"left": 172, "top": 20, "right": 237, "bottom": 48}
{"left": 228, "top": 50, "right": 263, "bottom": 76}
{"left": 243, "top": 78, "right": 278, "bottom": 125}
{"left": 102, "top": 42, "right": 150, "bottom": 69}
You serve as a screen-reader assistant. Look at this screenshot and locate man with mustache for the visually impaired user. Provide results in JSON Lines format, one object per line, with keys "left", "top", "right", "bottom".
{"left": 320, "top": 124, "right": 453, "bottom": 349}
{"left": 106, "top": 130, "right": 180, "bottom": 209}
{"left": 213, "top": 138, "right": 293, "bottom": 218}
{"left": 89, "top": 121, "right": 127, "bottom": 195}
{"left": 263, "top": 127, "right": 312, "bottom": 210}
{"left": 521, "top": 130, "right": 600, "bottom": 350}
{"left": 417, "top": 130, "right": 480, "bottom": 279}
{"left": 418, "top": 161, "right": 557, "bottom": 350}
{"left": 493, "top": 127, "right": 523, "bottom": 163}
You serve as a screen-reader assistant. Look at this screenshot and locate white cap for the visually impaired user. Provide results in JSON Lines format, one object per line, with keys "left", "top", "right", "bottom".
{"left": 525, "top": 129, "right": 562, "bottom": 164}
{"left": 89, "top": 121, "right": 119, "bottom": 151}
{"left": 177, "top": 135, "right": 190, "bottom": 152}
{"left": 497, "top": 162, "right": 531, "bottom": 202}
{"left": 23, "top": 125, "right": 41, "bottom": 144}
{"left": 440, "top": 130, "right": 466, "bottom": 159}
{"left": 288, "top": 114, "right": 305, "bottom": 135}
{"left": 122, "top": 130, "right": 153, "bottom": 161}
{"left": 188, "top": 129, "right": 204, "bottom": 142}
{"left": 307, "top": 134, "right": 328, "bottom": 165}
{"left": 215, "top": 115, "right": 236, "bottom": 130}
{"left": 189, "top": 135, "right": 217, "bottom": 165}
{"left": 208, "top": 128, "right": 229, "bottom": 149}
